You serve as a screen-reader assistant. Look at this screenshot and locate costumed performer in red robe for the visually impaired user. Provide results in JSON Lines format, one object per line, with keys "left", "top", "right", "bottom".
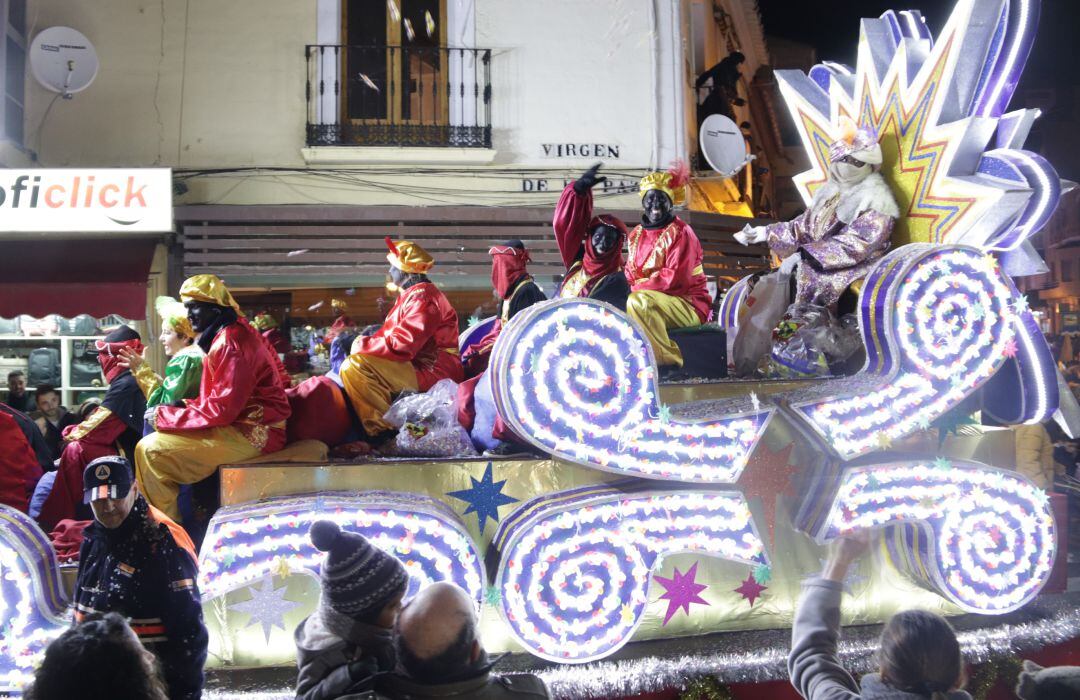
{"left": 252, "top": 311, "right": 291, "bottom": 355}
{"left": 0, "top": 410, "right": 41, "bottom": 513}
{"left": 553, "top": 163, "right": 631, "bottom": 310}
{"left": 138, "top": 274, "right": 291, "bottom": 521}
{"left": 457, "top": 242, "right": 547, "bottom": 451}
{"left": 37, "top": 326, "right": 147, "bottom": 532}
{"left": 626, "top": 161, "right": 711, "bottom": 372}
{"left": 340, "top": 238, "right": 463, "bottom": 440}
{"left": 324, "top": 298, "right": 357, "bottom": 344}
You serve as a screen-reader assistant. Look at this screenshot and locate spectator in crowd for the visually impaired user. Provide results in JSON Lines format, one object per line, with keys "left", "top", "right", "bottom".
{"left": 1016, "top": 660, "right": 1080, "bottom": 699}
{"left": 74, "top": 455, "right": 207, "bottom": 700}
{"left": 382, "top": 581, "right": 550, "bottom": 699}
{"left": 24, "top": 611, "right": 169, "bottom": 700}
{"left": 789, "top": 532, "right": 971, "bottom": 700}
{"left": 33, "top": 385, "right": 79, "bottom": 462}
{"left": 35, "top": 326, "right": 147, "bottom": 532}
{"left": 0, "top": 408, "right": 42, "bottom": 513}
{"left": 0, "top": 399, "right": 53, "bottom": 474}
{"left": 138, "top": 274, "right": 291, "bottom": 521}
{"left": 295, "top": 520, "right": 408, "bottom": 700}
{"left": 4, "top": 369, "right": 33, "bottom": 413}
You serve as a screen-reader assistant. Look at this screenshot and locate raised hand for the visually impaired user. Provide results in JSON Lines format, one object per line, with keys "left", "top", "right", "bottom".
{"left": 575, "top": 162, "right": 608, "bottom": 192}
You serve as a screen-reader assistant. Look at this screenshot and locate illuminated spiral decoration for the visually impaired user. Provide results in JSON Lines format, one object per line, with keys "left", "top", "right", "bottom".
{"left": 491, "top": 298, "right": 773, "bottom": 482}
{"left": 198, "top": 491, "right": 485, "bottom": 604}
{"left": 0, "top": 506, "right": 69, "bottom": 693}
{"left": 819, "top": 461, "right": 1055, "bottom": 613}
{"left": 493, "top": 486, "right": 767, "bottom": 663}
{"left": 791, "top": 245, "right": 1033, "bottom": 460}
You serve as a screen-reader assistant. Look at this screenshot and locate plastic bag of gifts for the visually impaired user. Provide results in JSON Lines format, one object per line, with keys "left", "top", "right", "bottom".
{"left": 763, "top": 303, "right": 861, "bottom": 379}
{"left": 380, "top": 378, "right": 478, "bottom": 458}
{"left": 731, "top": 271, "right": 791, "bottom": 377}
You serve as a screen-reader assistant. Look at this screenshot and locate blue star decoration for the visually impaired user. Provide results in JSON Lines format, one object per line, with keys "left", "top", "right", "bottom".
{"left": 447, "top": 462, "right": 519, "bottom": 534}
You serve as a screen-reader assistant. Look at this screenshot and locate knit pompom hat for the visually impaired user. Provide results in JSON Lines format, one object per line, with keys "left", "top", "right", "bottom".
{"left": 309, "top": 520, "right": 408, "bottom": 631}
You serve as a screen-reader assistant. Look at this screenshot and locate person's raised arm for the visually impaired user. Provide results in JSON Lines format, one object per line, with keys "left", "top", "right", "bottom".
{"left": 554, "top": 163, "right": 605, "bottom": 269}
{"left": 788, "top": 532, "right": 871, "bottom": 700}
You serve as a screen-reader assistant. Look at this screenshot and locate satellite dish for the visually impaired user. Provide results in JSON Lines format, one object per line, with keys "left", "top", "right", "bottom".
{"left": 30, "top": 27, "right": 98, "bottom": 96}
{"left": 699, "top": 114, "right": 754, "bottom": 178}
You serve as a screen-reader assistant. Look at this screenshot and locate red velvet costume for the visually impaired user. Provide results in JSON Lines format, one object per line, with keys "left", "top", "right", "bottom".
{"left": 156, "top": 319, "right": 291, "bottom": 453}
{"left": 0, "top": 410, "right": 41, "bottom": 514}
{"left": 625, "top": 217, "right": 712, "bottom": 322}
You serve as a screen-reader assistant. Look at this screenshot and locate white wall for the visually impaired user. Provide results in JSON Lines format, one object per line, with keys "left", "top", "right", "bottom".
{"left": 23, "top": 0, "right": 695, "bottom": 206}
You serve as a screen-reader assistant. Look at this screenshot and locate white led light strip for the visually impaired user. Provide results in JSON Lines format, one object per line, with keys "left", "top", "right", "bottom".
{"left": 491, "top": 298, "right": 773, "bottom": 483}
{"left": 819, "top": 461, "right": 1055, "bottom": 613}
{"left": 198, "top": 493, "right": 485, "bottom": 605}
{"left": 792, "top": 246, "right": 1019, "bottom": 460}
{"left": 495, "top": 489, "right": 767, "bottom": 663}
{"left": 0, "top": 506, "right": 70, "bottom": 694}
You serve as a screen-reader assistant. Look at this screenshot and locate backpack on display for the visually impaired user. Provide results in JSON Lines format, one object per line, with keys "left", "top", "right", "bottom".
{"left": 27, "top": 347, "right": 61, "bottom": 386}
{"left": 56, "top": 315, "right": 99, "bottom": 336}
{"left": 70, "top": 341, "right": 104, "bottom": 387}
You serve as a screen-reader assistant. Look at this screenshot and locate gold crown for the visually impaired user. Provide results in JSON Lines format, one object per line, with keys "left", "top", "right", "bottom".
{"left": 638, "top": 171, "right": 687, "bottom": 206}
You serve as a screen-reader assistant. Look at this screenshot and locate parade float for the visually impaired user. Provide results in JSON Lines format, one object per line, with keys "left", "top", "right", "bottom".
{"left": 2, "top": 0, "right": 1079, "bottom": 697}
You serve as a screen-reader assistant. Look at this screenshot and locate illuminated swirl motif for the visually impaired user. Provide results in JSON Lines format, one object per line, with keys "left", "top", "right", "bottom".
{"left": 490, "top": 298, "right": 773, "bottom": 482}
{"left": 198, "top": 492, "right": 485, "bottom": 604}
{"left": 0, "top": 506, "right": 69, "bottom": 693}
{"left": 817, "top": 461, "right": 1055, "bottom": 613}
{"left": 790, "top": 245, "right": 1041, "bottom": 460}
{"left": 492, "top": 485, "right": 767, "bottom": 663}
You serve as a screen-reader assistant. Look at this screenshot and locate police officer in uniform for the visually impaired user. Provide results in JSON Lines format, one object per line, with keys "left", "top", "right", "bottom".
{"left": 73, "top": 455, "right": 208, "bottom": 700}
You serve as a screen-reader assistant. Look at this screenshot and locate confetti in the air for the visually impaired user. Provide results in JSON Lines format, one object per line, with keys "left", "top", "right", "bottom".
{"left": 403, "top": 18, "right": 415, "bottom": 41}
{"left": 387, "top": 0, "right": 400, "bottom": 22}
{"left": 287, "top": 249, "right": 309, "bottom": 257}
{"left": 345, "top": 287, "right": 356, "bottom": 296}
{"left": 425, "top": 10, "right": 436, "bottom": 36}
{"left": 358, "top": 73, "right": 379, "bottom": 92}
{"left": 307, "top": 301, "right": 325, "bottom": 311}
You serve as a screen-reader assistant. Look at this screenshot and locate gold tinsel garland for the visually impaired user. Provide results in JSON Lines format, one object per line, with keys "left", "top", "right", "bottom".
{"left": 680, "top": 675, "right": 735, "bottom": 700}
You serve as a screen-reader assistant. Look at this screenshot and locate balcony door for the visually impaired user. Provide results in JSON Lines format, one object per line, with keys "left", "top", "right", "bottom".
{"left": 342, "top": 0, "right": 448, "bottom": 133}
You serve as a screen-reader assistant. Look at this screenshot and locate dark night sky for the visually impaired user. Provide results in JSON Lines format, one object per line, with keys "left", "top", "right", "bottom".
{"left": 757, "top": 0, "right": 1080, "bottom": 90}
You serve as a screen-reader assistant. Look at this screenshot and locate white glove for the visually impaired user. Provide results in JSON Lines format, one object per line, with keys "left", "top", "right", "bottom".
{"left": 778, "top": 253, "right": 801, "bottom": 275}
{"left": 734, "top": 223, "right": 767, "bottom": 246}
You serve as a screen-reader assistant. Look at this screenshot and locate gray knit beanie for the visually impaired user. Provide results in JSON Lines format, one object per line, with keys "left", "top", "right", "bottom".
{"left": 309, "top": 520, "right": 408, "bottom": 626}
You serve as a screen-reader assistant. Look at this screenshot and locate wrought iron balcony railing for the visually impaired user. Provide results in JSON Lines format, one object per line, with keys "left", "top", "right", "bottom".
{"left": 305, "top": 44, "right": 492, "bottom": 148}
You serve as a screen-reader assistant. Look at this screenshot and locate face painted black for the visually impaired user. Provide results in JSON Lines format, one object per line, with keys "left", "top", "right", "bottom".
{"left": 641, "top": 189, "right": 672, "bottom": 226}
{"left": 185, "top": 301, "right": 224, "bottom": 333}
{"left": 590, "top": 224, "right": 619, "bottom": 255}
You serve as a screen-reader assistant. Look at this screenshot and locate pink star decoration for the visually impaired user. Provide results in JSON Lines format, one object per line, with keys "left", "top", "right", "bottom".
{"left": 734, "top": 572, "right": 767, "bottom": 607}
{"left": 654, "top": 562, "right": 709, "bottom": 625}
{"left": 1002, "top": 338, "right": 1018, "bottom": 358}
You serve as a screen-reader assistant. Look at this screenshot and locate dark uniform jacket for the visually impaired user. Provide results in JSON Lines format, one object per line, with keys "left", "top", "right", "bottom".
{"left": 497, "top": 275, "right": 547, "bottom": 326}
{"left": 74, "top": 496, "right": 209, "bottom": 700}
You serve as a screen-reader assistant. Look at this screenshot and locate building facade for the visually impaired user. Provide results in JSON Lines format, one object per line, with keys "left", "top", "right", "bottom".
{"left": 4, "top": 0, "right": 781, "bottom": 338}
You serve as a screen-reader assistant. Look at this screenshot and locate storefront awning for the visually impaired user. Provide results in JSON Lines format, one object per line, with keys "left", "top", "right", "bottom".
{"left": 0, "top": 239, "right": 157, "bottom": 320}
